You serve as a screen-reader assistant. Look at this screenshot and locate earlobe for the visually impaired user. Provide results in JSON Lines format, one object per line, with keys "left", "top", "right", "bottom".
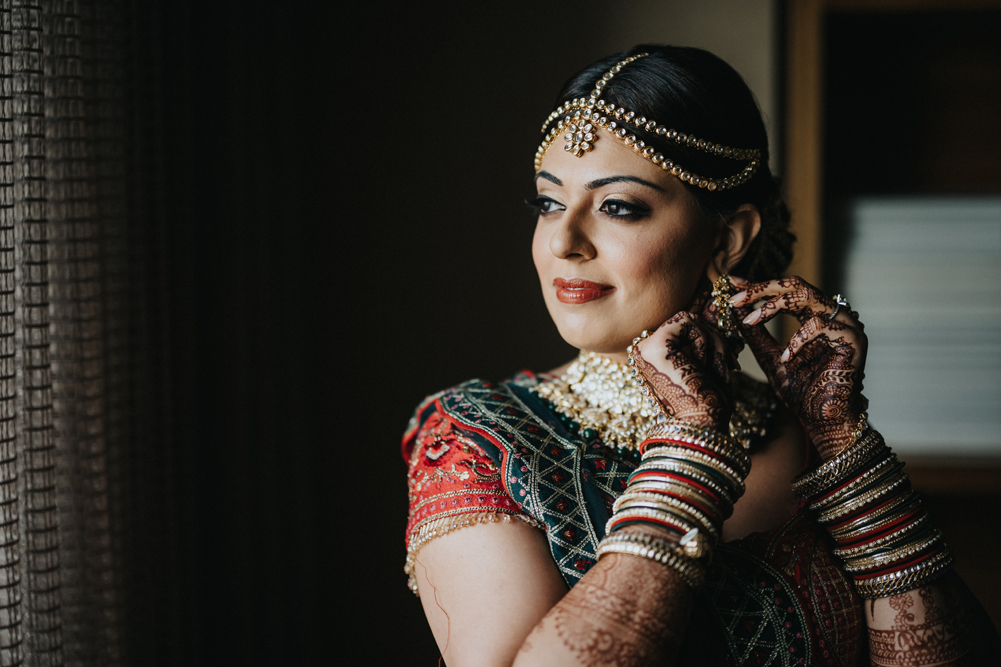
{"left": 708, "top": 204, "right": 762, "bottom": 279}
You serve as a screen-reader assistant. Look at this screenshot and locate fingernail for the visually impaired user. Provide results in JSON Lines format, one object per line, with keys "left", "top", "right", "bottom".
{"left": 742, "top": 310, "right": 758, "bottom": 324}
{"left": 730, "top": 276, "right": 748, "bottom": 285}
{"left": 729, "top": 290, "right": 746, "bottom": 304}
{"left": 780, "top": 349, "right": 790, "bottom": 362}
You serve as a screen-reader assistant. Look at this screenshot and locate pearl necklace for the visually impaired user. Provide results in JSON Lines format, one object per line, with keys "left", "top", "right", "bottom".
{"left": 533, "top": 350, "right": 661, "bottom": 453}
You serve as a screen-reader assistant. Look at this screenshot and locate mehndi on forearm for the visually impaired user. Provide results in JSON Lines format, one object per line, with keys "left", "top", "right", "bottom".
{"left": 516, "top": 548, "right": 693, "bottom": 666}
{"left": 865, "top": 578, "right": 975, "bottom": 667}
{"left": 792, "top": 423, "right": 998, "bottom": 665}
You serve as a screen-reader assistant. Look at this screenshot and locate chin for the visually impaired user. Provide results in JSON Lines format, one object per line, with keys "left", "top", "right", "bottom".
{"left": 554, "top": 320, "right": 632, "bottom": 356}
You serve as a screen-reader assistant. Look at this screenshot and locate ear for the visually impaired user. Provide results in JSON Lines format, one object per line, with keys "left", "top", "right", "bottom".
{"left": 706, "top": 204, "right": 762, "bottom": 281}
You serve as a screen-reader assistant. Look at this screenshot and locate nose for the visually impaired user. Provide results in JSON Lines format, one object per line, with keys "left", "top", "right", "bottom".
{"left": 548, "top": 211, "right": 596, "bottom": 260}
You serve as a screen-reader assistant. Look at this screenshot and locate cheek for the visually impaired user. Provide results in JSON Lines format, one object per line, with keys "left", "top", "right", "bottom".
{"left": 621, "top": 232, "right": 696, "bottom": 283}
{"left": 531, "top": 223, "right": 549, "bottom": 276}
{"left": 621, "top": 225, "right": 711, "bottom": 300}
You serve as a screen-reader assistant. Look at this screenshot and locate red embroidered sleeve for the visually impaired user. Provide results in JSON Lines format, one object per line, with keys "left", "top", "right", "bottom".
{"left": 403, "top": 406, "right": 539, "bottom": 594}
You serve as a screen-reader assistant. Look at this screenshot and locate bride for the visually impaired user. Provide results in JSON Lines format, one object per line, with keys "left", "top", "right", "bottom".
{"left": 402, "top": 45, "right": 997, "bottom": 666}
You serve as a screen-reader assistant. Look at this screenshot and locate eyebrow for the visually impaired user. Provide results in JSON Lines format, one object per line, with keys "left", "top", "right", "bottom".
{"left": 535, "top": 171, "right": 563, "bottom": 186}
{"left": 533, "top": 171, "right": 665, "bottom": 193}
{"left": 585, "top": 176, "right": 665, "bottom": 192}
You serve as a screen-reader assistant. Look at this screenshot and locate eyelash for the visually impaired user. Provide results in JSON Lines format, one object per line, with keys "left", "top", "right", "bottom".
{"left": 524, "top": 196, "right": 651, "bottom": 221}
{"left": 525, "top": 195, "right": 564, "bottom": 215}
{"left": 600, "top": 199, "right": 650, "bottom": 221}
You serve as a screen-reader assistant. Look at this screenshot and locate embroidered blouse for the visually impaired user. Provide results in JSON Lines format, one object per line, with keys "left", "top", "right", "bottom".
{"left": 402, "top": 371, "right": 866, "bottom": 667}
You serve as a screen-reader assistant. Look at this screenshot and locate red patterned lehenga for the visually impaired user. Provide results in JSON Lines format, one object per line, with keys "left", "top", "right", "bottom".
{"left": 404, "top": 368, "right": 871, "bottom": 667}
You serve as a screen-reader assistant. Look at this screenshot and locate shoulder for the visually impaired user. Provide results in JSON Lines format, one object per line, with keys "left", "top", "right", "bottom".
{"left": 401, "top": 371, "right": 542, "bottom": 460}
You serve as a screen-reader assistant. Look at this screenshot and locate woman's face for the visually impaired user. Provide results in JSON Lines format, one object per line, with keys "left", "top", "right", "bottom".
{"left": 532, "top": 133, "right": 720, "bottom": 362}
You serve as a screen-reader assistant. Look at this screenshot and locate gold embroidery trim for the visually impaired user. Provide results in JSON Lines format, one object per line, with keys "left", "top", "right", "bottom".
{"left": 404, "top": 511, "right": 544, "bottom": 596}
{"left": 408, "top": 488, "right": 508, "bottom": 515}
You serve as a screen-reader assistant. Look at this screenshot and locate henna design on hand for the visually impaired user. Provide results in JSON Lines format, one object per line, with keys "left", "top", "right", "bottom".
{"left": 633, "top": 312, "right": 733, "bottom": 430}
{"left": 733, "top": 277, "right": 867, "bottom": 461}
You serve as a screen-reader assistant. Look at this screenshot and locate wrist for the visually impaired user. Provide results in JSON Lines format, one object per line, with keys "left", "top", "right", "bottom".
{"left": 806, "top": 411, "right": 868, "bottom": 461}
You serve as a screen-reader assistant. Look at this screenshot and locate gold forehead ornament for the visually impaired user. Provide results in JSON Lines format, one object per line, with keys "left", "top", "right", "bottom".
{"left": 534, "top": 53, "right": 762, "bottom": 192}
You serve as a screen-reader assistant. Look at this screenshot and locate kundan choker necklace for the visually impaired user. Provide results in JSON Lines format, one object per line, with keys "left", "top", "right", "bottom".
{"left": 533, "top": 350, "right": 660, "bottom": 455}
{"left": 533, "top": 350, "right": 778, "bottom": 455}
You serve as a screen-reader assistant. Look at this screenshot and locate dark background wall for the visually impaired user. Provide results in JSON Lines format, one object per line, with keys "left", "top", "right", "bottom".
{"left": 142, "top": 1, "right": 628, "bottom": 664}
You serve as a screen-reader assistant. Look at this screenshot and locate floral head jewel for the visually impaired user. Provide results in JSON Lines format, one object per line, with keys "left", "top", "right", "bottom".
{"left": 534, "top": 53, "right": 761, "bottom": 192}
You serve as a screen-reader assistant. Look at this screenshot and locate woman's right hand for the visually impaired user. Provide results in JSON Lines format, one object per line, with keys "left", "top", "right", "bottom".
{"left": 632, "top": 311, "right": 736, "bottom": 431}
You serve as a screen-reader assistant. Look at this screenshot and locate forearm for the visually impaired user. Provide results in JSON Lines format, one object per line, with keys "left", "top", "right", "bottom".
{"left": 514, "top": 533, "right": 693, "bottom": 667}
{"left": 864, "top": 572, "right": 992, "bottom": 667}
{"left": 790, "top": 430, "right": 997, "bottom": 666}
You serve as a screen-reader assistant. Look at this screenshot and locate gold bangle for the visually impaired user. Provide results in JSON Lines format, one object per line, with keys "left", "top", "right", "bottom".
{"left": 628, "top": 468, "right": 736, "bottom": 512}
{"left": 620, "top": 478, "right": 724, "bottom": 508}
{"left": 832, "top": 513, "right": 930, "bottom": 559}
{"left": 792, "top": 430, "right": 885, "bottom": 498}
{"left": 843, "top": 530, "right": 942, "bottom": 573}
{"left": 613, "top": 494, "right": 718, "bottom": 537}
{"left": 825, "top": 468, "right": 909, "bottom": 518}
{"left": 642, "top": 447, "right": 747, "bottom": 490}
{"left": 613, "top": 499, "right": 716, "bottom": 538}
{"left": 635, "top": 458, "right": 736, "bottom": 497}
{"left": 606, "top": 507, "right": 698, "bottom": 536}
{"left": 643, "top": 421, "right": 750, "bottom": 469}
{"left": 637, "top": 459, "right": 742, "bottom": 502}
{"left": 809, "top": 454, "right": 897, "bottom": 511}
{"left": 642, "top": 434, "right": 750, "bottom": 475}
{"left": 828, "top": 491, "right": 919, "bottom": 540}
{"left": 623, "top": 480, "right": 730, "bottom": 520}
{"left": 853, "top": 548, "right": 953, "bottom": 599}
{"left": 597, "top": 533, "right": 705, "bottom": 587}
{"left": 604, "top": 524, "right": 712, "bottom": 561}
{"left": 817, "top": 473, "right": 910, "bottom": 524}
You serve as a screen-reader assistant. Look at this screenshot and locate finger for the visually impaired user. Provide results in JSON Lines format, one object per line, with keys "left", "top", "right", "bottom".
{"left": 729, "top": 275, "right": 822, "bottom": 309}
{"left": 737, "top": 316, "right": 784, "bottom": 384}
{"left": 782, "top": 316, "right": 864, "bottom": 364}
{"left": 830, "top": 302, "right": 864, "bottom": 332}
{"left": 742, "top": 287, "right": 836, "bottom": 327}
{"left": 638, "top": 311, "right": 702, "bottom": 365}
{"left": 702, "top": 324, "right": 730, "bottom": 383}
{"left": 666, "top": 313, "right": 708, "bottom": 366}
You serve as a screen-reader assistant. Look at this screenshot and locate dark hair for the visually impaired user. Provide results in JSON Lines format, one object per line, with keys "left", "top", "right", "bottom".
{"left": 547, "top": 45, "right": 794, "bottom": 282}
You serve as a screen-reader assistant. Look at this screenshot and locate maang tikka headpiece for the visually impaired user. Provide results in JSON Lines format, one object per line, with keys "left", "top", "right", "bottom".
{"left": 534, "top": 53, "right": 761, "bottom": 192}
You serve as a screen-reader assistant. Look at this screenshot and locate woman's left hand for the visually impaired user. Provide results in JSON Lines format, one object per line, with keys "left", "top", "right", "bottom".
{"left": 730, "top": 276, "right": 868, "bottom": 461}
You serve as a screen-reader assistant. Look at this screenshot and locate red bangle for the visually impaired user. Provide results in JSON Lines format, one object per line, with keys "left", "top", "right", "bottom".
{"left": 836, "top": 508, "right": 923, "bottom": 549}
{"left": 628, "top": 470, "right": 722, "bottom": 504}
{"left": 643, "top": 438, "right": 742, "bottom": 470}
{"left": 627, "top": 487, "right": 722, "bottom": 526}
{"left": 826, "top": 490, "right": 918, "bottom": 531}
{"left": 606, "top": 513, "right": 687, "bottom": 536}
{"left": 852, "top": 544, "right": 943, "bottom": 579}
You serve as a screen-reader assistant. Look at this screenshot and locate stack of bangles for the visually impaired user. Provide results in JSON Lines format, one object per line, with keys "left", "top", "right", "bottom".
{"left": 596, "top": 332, "right": 751, "bottom": 588}
{"left": 792, "top": 421, "right": 954, "bottom": 599}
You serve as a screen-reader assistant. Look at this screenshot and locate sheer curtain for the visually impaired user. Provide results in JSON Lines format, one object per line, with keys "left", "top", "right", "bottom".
{"left": 0, "top": 1, "right": 173, "bottom": 664}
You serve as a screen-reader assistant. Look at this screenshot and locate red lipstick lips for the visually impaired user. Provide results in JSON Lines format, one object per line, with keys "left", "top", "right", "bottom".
{"left": 554, "top": 278, "right": 615, "bottom": 304}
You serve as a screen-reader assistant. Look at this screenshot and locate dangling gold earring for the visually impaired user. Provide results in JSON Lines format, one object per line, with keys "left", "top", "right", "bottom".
{"left": 712, "top": 273, "right": 740, "bottom": 341}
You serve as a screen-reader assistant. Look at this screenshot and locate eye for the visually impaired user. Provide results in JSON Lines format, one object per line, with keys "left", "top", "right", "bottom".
{"left": 525, "top": 195, "right": 565, "bottom": 216}
{"left": 599, "top": 198, "right": 651, "bottom": 220}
